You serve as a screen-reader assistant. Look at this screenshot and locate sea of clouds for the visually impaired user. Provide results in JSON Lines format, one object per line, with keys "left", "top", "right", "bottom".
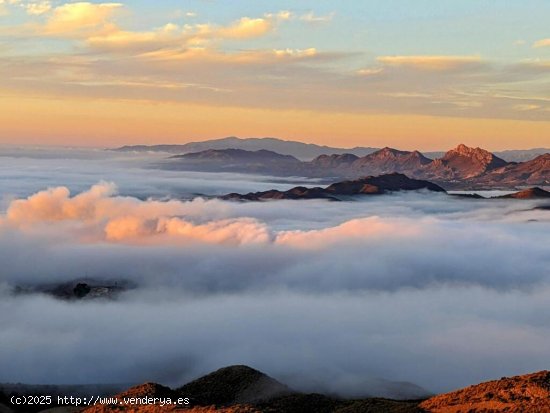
{"left": 1, "top": 147, "right": 550, "bottom": 396}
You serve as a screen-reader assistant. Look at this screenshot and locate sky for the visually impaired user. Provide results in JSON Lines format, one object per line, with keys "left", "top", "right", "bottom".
{"left": 0, "top": 0, "right": 549, "bottom": 149}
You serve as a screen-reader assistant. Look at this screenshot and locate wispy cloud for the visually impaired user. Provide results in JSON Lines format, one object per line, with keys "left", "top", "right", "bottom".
{"left": 85, "top": 10, "right": 291, "bottom": 54}
{"left": 377, "top": 55, "right": 483, "bottom": 71}
{"left": 300, "top": 11, "right": 335, "bottom": 24}
{"left": 533, "top": 38, "right": 550, "bottom": 48}
{"left": 24, "top": 0, "right": 50, "bottom": 15}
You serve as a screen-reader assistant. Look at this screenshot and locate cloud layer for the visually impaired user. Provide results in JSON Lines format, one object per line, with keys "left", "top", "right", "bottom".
{"left": 1, "top": 152, "right": 550, "bottom": 396}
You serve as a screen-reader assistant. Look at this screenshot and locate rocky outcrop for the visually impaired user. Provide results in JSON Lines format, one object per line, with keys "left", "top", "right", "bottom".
{"left": 420, "top": 144, "right": 509, "bottom": 181}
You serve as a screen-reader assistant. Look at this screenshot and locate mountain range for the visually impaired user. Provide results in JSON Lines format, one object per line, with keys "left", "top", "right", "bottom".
{"left": 4, "top": 365, "right": 549, "bottom": 412}
{"left": 158, "top": 144, "right": 550, "bottom": 189}
{"left": 112, "top": 137, "right": 550, "bottom": 163}
{"left": 113, "top": 137, "right": 378, "bottom": 160}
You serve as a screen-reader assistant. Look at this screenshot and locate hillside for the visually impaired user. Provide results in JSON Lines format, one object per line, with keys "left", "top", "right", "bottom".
{"left": 420, "top": 370, "right": 550, "bottom": 412}
{"left": 4, "top": 367, "right": 550, "bottom": 412}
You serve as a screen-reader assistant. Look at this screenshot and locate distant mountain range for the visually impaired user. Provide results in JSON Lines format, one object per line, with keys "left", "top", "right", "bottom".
{"left": 113, "top": 136, "right": 379, "bottom": 160}
{"left": 156, "top": 143, "right": 550, "bottom": 189}
{"left": 7, "top": 365, "right": 549, "bottom": 412}
{"left": 112, "top": 136, "right": 550, "bottom": 162}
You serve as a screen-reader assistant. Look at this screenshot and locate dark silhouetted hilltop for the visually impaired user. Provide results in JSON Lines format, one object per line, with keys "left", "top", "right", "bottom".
{"left": 221, "top": 173, "right": 446, "bottom": 201}
{"left": 178, "top": 365, "right": 293, "bottom": 406}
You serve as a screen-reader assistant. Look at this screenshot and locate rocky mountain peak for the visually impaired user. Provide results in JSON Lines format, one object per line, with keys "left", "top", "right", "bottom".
{"left": 447, "top": 144, "right": 494, "bottom": 162}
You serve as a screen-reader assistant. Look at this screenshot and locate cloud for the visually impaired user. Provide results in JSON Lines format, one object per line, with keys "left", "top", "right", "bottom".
{"left": 42, "top": 2, "right": 122, "bottom": 37}
{"left": 105, "top": 215, "right": 271, "bottom": 245}
{"left": 5, "top": 181, "right": 272, "bottom": 245}
{"left": 2, "top": 159, "right": 550, "bottom": 396}
{"left": 356, "top": 67, "right": 384, "bottom": 76}
{"left": 84, "top": 11, "right": 291, "bottom": 55}
{"left": 514, "top": 59, "right": 550, "bottom": 72}
{"left": 4, "top": 181, "right": 550, "bottom": 291}
{"left": 300, "top": 11, "right": 335, "bottom": 23}
{"left": 513, "top": 104, "right": 541, "bottom": 111}
{"left": 135, "top": 46, "right": 323, "bottom": 65}
{"left": 0, "top": 0, "right": 19, "bottom": 15}
{"left": 272, "top": 48, "right": 317, "bottom": 58}
{"left": 275, "top": 217, "right": 420, "bottom": 249}
{"left": 86, "top": 23, "right": 186, "bottom": 53}
{"left": 377, "top": 55, "right": 483, "bottom": 71}
{"left": 533, "top": 38, "right": 550, "bottom": 48}
{"left": 6, "top": 181, "right": 117, "bottom": 223}
{"left": 217, "top": 16, "right": 273, "bottom": 39}
{"left": 24, "top": 0, "right": 50, "bottom": 15}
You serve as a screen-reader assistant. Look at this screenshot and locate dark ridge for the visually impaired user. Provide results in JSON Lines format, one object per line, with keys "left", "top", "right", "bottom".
{"left": 324, "top": 173, "right": 445, "bottom": 195}
{"left": 496, "top": 187, "right": 550, "bottom": 199}
{"left": 171, "top": 148, "right": 300, "bottom": 163}
{"left": 221, "top": 173, "right": 446, "bottom": 202}
{"left": 449, "top": 193, "right": 486, "bottom": 199}
{"left": 177, "top": 365, "right": 294, "bottom": 406}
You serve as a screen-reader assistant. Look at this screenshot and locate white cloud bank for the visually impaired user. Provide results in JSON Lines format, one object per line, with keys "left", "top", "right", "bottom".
{"left": 1, "top": 173, "right": 550, "bottom": 395}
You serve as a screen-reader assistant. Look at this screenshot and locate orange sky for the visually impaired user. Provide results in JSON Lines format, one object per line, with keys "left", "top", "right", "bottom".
{"left": 1, "top": 94, "right": 549, "bottom": 150}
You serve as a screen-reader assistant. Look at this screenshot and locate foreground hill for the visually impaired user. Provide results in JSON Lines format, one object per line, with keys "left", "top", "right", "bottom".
{"left": 420, "top": 371, "right": 550, "bottom": 412}
{"left": 177, "top": 366, "right": 293, "bottom": 405}
{"left": 78, "top": 365, "right": 423, "bottom": 413}
{"left": 4, "top": 367, "right": 550, "bottom": 412}
{"left": 221, "top": 173, "right": 446, "bottom": 201}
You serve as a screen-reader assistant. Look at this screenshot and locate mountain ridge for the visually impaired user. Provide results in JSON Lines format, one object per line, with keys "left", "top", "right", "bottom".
{"left": 112, "top": 136, "right": 378, "bottom": 160}
{"left": 160, "top": 144, "right": 550, "bottom": 188}
{"left": 111, "top": 137, "right": 550, "bottom": 163}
